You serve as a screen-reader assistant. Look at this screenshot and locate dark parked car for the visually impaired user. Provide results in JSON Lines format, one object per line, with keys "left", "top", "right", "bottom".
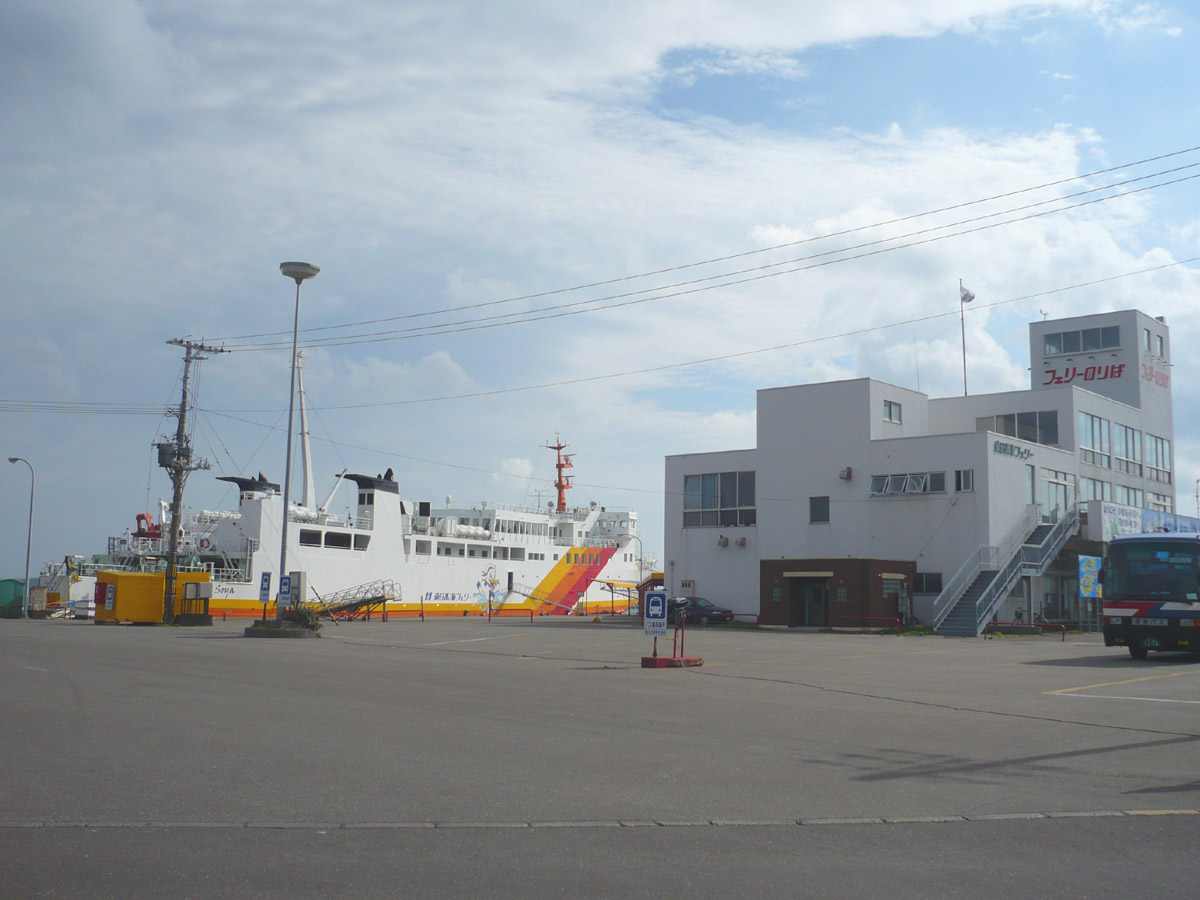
{"left": 667, "top": 596, "right": 735, "bottom": 625}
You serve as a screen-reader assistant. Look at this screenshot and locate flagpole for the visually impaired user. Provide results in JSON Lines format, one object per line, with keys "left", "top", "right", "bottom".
{"left": 959, "top": 278, "right": 968, "bottom": 397}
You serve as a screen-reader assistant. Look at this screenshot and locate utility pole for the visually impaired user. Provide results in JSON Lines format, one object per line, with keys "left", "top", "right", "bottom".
{"left": 158, "top": 338, "right": 226, "bottom": 624}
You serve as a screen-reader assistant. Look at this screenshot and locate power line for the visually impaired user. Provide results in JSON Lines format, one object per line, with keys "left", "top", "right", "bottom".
{"left": 6, "top": 255, "right": 1196, "bottom": 418}
{"left": 222, "top": 170, "right": 1200, "bottom": 352}
{"left": 0, "top": 401, "right": 170, "bottom": 414}
{"left": 209, "top": 143, "right": 1200, "bottom": 343}
{"left": 199, "top": 255, "right": 1199, "bottom": 413}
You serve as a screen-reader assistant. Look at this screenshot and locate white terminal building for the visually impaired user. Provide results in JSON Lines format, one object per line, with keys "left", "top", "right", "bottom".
{"left": 664, "top": 309, "right": 1198, "bottom": 634}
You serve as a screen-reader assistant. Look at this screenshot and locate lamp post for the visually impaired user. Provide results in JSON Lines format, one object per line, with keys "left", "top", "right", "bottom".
{"left": 629, "top": 535, "right": 645, "bottom": 581}
{"left": 629, "top": 534, "right": 645, "bottom": 617}
{"left": 278, "top": 262, "right": 320, "bottom": 617}
{"left": 959, "top": 279, "right": 975, "bottom": 397}
{"left": 8, "top": 457, "right": 34, "bottom": 619}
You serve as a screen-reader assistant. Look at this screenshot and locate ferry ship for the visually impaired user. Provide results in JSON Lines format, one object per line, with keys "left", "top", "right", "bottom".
{"left": 45, "top": 439, "right": 643, "bottom": 619}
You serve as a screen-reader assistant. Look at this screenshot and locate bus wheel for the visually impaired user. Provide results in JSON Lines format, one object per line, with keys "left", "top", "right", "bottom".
{"left": 1129, "top": 645, "right": 1150, "bottom": 660}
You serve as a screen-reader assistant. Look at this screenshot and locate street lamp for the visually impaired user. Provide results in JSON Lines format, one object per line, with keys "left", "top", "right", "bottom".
{"left": 629, "top": 535, "right": 645, "bottom": 583}
{"left": 629, "top": 534, "right": 645, "bottom": 616}
{"left": 278, "top": 262, "right": 319, "bottom": 616}
{"left": 8, "top": 457, "right": 34, "bottom": 619}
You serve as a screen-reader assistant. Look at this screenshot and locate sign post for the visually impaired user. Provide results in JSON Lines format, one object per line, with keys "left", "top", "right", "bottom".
{"left": 279, "top": 574, "right": 292, "bottom": 611}
{"left": 644, "top": 591, "right": 667, "bottom": 640}
{"left": 259, "top": 572, "right": 272, "bottom": 622}
{"left": 641, "top": 591, "right": 702, "bottom": 669}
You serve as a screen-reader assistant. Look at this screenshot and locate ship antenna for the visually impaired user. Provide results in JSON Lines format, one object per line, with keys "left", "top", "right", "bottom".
{"left": 543, "top": 434, "right": 573, "bottom": 513}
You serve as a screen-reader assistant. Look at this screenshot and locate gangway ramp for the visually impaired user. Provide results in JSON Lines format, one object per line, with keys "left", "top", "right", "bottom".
{"left": 312, "top": 579, "right": 400, "bottom": 621}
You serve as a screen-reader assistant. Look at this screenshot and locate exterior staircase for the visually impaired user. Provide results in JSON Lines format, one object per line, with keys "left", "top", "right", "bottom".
{"left": 936, "top": 571, "right": 999, "bottom": 636}
{"left": 931, "top": 505, "right": 1079, "bottom": 637}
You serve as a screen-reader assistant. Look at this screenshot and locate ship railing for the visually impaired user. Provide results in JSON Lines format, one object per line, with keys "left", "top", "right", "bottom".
{"left": 210, "top": 567, "right": 250, "bottom": 583}
{"left": 80, "top": 561, "right": 137, "bottom": 576}
{"left": 285, "top": 509, "right": 369, "bottom": 529}
{"left": 194, "top": 511, "right": 241, "bottom": 524}
{"left": 552, "top": 537, "right": 620, "bottom": 549}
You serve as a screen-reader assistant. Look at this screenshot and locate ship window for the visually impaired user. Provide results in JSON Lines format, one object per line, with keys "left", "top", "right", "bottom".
{"left": 416, "top": 540, "right": 431, "bottom": 555}
{"left": 511, "top": 548, "right": 525, "bottom": 561}
{"left": 325, "top": 531, "right": 352, "bottom": 549}
{"left": 354, "top": 535, "right": 370, "bottom": 551}
{"left": 299, "top": 530, "right": 322, "bottom": 547}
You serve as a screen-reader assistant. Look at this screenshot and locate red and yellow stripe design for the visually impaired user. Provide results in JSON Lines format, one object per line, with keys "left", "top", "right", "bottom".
{"left": 528, "top": 546, "right": 618, "bottom": 615}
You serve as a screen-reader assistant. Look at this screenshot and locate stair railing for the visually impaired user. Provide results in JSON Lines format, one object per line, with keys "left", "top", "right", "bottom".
{"left": 929, "top": 546, "right": 989, "bottom": 631}
{"left": 929, "top": 505, "right": 1039, "bottom": 632}
{"left": 968, "top": 504, "right": 1078, "bottom": 634}
{"left": 1018, "top": 503, "right": 1080, "bottom": 574}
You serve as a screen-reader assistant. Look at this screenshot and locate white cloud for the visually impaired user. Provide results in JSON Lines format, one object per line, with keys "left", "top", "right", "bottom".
{"left": 2, "top": 0, "right": 1198, "bottom": 575}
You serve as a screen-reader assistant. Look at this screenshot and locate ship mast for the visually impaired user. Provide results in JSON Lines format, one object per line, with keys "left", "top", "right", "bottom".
{"left": 544, "top": 436, "right": 574, "bottom": 513}
{"left": 159, "top": 338, "right": 225, "bottom": 624}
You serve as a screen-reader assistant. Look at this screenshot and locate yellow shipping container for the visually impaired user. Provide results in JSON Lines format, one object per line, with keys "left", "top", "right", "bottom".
{"left": 94, "top": 571, "right": 210, "bottom": 624}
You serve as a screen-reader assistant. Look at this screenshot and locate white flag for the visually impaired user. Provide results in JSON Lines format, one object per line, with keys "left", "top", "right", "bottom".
{"left": 960, "top": 284, "right": 975, "bottom": 303}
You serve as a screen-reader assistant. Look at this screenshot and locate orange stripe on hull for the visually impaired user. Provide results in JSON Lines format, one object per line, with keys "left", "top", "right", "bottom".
{"left": 529, "top": 547, "right": 617, "bottom": 615}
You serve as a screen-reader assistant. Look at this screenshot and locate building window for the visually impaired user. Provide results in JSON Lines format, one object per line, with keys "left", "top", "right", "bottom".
{"left": 1078, "top": 412, "right": 1110, "bottom": 468}
{"left": 1148, "top": 492, "right": 1173, "bottom": 513}
{"left": 1145, "top": 434, "right": 1172, "bottom": 484}
{"left": 884, "top": 400, "right": 902, "bottom": 424}
{"left": 1044, "top": 327, "right": 1119, "bottom": 356}
{"left": 1112, "top": 424, "right": 1142, "bottom": 476}
{"left": 1144, "top": 328, "right": 1152, "bottom": 351}
{"left": 683, "top": 470, "right": 755, "bottom": 527}
{"left": 1156, "top": 334, "right": 1165, "bottom": 358}
{"left": 975, "top": 411, "right": 1058, "bottom": 446}
{"left": 870, "top": 472, "right": 945, "bottom": 496}
{"left": 955, "top": 469, "right": 974, "bottom": 492}
{"left": 1079, "top": 477, "right": 1112, "bottom": 502}
{"left": 810, "top": 496, "right": 830, "bottom": 524}
{"left": 913, "top": 573, "right": 943, "bottom": 594}
{"left": 1114, "top": 485, "right": 1144, "bottom": 508}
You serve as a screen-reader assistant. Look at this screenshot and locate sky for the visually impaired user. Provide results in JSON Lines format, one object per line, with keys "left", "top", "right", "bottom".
{"left": 3, "top": 0, "right": 1200, "bottom": 581}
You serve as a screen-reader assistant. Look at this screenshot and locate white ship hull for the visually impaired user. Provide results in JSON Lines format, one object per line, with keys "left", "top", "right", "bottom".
{"left": 59, "top": 469, "right": 642, "bottom": 619}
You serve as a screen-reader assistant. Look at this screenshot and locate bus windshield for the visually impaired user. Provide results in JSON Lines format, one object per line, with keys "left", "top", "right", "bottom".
{"left": 1105, "top": 540, "right": 1200, "bottom": 602}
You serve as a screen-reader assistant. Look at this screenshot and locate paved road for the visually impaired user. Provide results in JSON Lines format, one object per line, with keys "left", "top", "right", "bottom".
{"left": 3, "top": 618, "right": 1198, "bottom": 898}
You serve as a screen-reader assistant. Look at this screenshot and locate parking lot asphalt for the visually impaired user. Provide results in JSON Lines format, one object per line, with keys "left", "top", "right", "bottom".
{"left": 3, "top": 617, "right": 1198, "bottom": 898}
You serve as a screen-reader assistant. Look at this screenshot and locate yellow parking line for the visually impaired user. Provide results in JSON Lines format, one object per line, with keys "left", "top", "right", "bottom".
{"left": 1047, "top": 670, "right": 1200, "bottom": 695}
